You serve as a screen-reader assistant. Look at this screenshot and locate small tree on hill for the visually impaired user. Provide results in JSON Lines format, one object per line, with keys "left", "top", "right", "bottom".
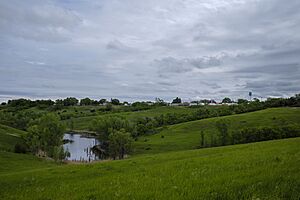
{"left": 63, "top": 97, "right": 79, "bottom": 106}
{"left": 99, "top": 99, "right": 107, "bottom": 104}
{"left": 222, "top": 97, "right": 232, "bottom": 103}
{"left": 111, "top": 98, "right": 120, "bottom": 105}
{"left": 80, "top": 98, "right": 92, "bottom": 106}
{"left": 172, "top": 97, "right": 182, "bottom": 104}
{"left": 108, "top": 129, "right": 133, "bottom": 159}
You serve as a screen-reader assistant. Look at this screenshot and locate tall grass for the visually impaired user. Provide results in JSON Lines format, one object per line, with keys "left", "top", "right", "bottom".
{"left": 0, "top": 138, "right": 299, "bottom": 199}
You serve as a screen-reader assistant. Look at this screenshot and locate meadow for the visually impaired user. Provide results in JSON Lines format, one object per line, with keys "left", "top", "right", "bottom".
{"left": 0, "top": 124, "right": 25, "bottom": 152}
{"left": 134, "top": 107, "right": 300, "bottom": 154}
{"left": 0, "top": 138, "right": 299, "bottom": 199}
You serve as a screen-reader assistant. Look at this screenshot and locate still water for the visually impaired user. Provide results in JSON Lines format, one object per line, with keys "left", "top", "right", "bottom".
{"left": 63, "top": 133, "right": 100, "bottom": 162}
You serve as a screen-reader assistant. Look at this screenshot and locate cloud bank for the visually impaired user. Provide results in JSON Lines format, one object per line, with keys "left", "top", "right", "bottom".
{"left": 0, "top": 0, "right": 299, "bottom": 102}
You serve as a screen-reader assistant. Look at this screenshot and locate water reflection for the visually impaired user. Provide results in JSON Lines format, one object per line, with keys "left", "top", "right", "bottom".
{"left": 63, "top": 133, "right": 100, "bottom": 162}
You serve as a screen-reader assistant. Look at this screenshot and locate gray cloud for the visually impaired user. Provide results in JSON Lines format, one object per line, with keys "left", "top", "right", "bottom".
{"left": 0, "top": 0, "right": 81, "bottom": 42}
{"left": 106, "top": 40, "right": 130, "bottom": 51}
{"left": 231, "top": 63, "right": 300, "bottom": 75}
{"left": 0, "top": 0, "right": 299, "bottom": 102}
{"left": 155, "top": 55, "right": 223, "bottom": 74}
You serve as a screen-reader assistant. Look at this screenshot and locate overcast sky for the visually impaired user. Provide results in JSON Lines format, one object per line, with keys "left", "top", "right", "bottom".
{"left": 0, "top": 0, "right": 299, "bottom": 102}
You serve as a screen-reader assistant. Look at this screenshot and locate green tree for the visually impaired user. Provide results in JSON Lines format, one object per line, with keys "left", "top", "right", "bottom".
{"left": 111, "top": 98, "right": 120, "bottom": 105}
{"left": 99, "top": 99, "right": 107, "bottom": 104}
{"left": 90, "top": 116, "right": 131, "bottom": 141}
{"left": 80, "top": 97, "right": 92, "bottom": 106}
{"left": 108, "top": 129, "right": 133, "bottom": 159}
{"left": 25, "top": 114, "right": 66, "bottom": 159}
{"left": 172, "top": 97, "right": 182, "bottom": 104}
{"left": 222, "top": 97, "right": 232, "bottom": 103}
{"left": 63, "top": 97, "right": 79, "bottom": 106}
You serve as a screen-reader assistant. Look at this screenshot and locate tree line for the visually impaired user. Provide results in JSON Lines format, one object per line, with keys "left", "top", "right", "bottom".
{"left": 198, "top": 120, "right": 300, "bottom": 148}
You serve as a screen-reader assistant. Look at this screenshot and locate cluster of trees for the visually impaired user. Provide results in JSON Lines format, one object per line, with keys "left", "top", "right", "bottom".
{"left": 222, "top": 97, "right": 233, "bottom": 103}
{"left": 89, "top": 116, "right": 133, "bottom": 159}
{"left": 79, "top": 98, "right": 120, "bottom": 106}
{"left": 2, "top": 94, "right": 300, "bottom": 109}
{"left": 231, "top": 125, "right": 300, "bottom": 144}
{"left": 22, "top": 114, "right": 68, "bottom": 161}
{"left": 2, "top": 97, "right": 123, "bottom": 110}
{"left": 190, "top": 94, "right": 300, "bottom": 106}
{"left": 198, "top": 120, "right": 300, "bottom": 148}
{"left": 264, "top": 94, "right": 300, "bottom": 107}
{"left": 6, "top": 99, "right": 54, "bottom": 109}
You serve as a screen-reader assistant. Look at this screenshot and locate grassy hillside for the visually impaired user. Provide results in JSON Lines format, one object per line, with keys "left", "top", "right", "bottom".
{"left": 0, "top": 124, "right": 26, "bottom": 152}
{"left": 0, "top": 138, "right": 299, "bottom": 200}
{"left": 0, "top": 151, "right": 57, "bottom": 175}
{"left": 65, "top": 106, "right": 197, "bottom": 130}
{"left": 134, "top": 108, "right": 300, "bottom": 155}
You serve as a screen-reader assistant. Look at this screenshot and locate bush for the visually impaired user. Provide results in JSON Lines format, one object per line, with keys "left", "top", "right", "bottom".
{"left": 108, "top": 129, "right": 133, "bottom": 160}
{"left": 232, "top": 125, "right": 300, "bottom": 145}
{"left": 14, "top": 142, "right": 28, "bottom": 154}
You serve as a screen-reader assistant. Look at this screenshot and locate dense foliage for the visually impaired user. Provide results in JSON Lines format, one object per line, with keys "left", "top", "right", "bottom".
{"left": 90, "top": 116, "right": 133, "bottom": 159}
{"left": 197, "top": 121, "right": 300, "bottom": 148}
{"left": 108, "top": 129, "right": 133, "bottom": 159}
{"left": 24, "top": 114, "right": 67, "bottom": 161}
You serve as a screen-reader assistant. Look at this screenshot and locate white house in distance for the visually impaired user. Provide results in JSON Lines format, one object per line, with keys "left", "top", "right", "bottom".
{"left": 169, "top": 102, "right": 190, "bottom": 106}
{"left": 221, "top": 102, "right": 238, "bottom": 106}
{"left": 146, "top": 101, "right": 154, "bottom": 106}
{"left": 189, "top": 102, "right": 198, "bottom": 106}
{"left": 189, "top": 102, "right": 205, "bottom": 106}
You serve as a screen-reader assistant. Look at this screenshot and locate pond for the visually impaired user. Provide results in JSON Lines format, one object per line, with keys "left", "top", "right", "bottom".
{"left": 63, "top": 133, "right": 100, "bottom": 162}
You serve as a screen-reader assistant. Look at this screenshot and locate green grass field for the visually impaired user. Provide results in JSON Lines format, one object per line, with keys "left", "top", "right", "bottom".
{"left": 134, "top": 108, "right": 300, "bottom": 155}
{"left": 0, "top": 138, "right": 299, "bottom": 200}
{"left": 0, "top": 124, "right": 26, "bottom": 152}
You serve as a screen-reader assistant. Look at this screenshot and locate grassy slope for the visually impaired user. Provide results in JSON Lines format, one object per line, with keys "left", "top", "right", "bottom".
{"left": 134, "top": 108, "right": 300, "bottom": 155}
{"left": 0, "top": 124, "right": 26, "bottom": 151}
{"left": 0, "top": 138, "right": 299, "bottom": 200}
{"left": 0, "top": 151, "right": 57, "bottom": 175}
{"left": 67, "top": 106, "right": 197, "bottom": 130}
